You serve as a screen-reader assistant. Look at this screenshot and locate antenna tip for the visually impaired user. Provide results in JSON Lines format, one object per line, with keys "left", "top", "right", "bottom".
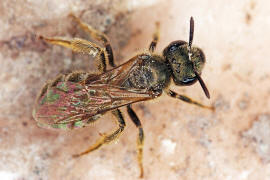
{"left": 206, "top": 92, "right": 210, "bottom": 99}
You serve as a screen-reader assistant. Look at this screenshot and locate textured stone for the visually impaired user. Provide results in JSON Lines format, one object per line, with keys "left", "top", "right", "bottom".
{"left": 1, "top": 0, "right": 270, "bottom": 180}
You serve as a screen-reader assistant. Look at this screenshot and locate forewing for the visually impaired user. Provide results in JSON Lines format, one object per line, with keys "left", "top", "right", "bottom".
{"left": 88, "top": 55, "right": 142, "bottom": 86}
{"left": 33, "top": 81, "right": 155, "bottom": 129}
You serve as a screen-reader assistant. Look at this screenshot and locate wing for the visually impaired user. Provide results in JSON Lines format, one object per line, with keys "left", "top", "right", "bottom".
{"left": 86, "top": 54, "right": 144, "bottom": 86}
{"left": 33, "top": 81, "right": 156, "bottom": 130}
{"left": 33, "top": 53, "right": 160, "bottom": 129}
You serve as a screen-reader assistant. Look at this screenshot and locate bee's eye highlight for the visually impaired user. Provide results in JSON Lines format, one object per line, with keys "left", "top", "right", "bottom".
{"left": 182, "top": 77, "right": 196, "bottom": 84}
{"left": 169, "top": 45, "right": 178, "bottom": 52}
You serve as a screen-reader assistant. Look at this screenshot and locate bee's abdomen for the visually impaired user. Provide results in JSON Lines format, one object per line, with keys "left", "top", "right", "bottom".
{"left": 37, "top": 72, "right": 98, "bottom": 100}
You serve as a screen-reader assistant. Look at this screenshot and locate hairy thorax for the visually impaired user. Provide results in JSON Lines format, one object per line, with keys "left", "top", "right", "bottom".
{"left": 121, "top": 53, "right": 171, "bottom": 93}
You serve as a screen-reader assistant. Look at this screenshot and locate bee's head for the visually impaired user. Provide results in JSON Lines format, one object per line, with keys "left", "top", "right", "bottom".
{"left": 163, "top": 40, "right": 205, "bottom": 85}
{"left": 163, "top": 17, "right": 210, "bottom": 98}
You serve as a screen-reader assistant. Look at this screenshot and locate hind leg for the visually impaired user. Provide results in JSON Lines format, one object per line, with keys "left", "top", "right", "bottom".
{"left": 73, "top": 109, "right": 126, "bottom": 157}
{"left": 69, "top": 14, "right": 116, "bottom": 67}
{"left": 40, "top": 36, "right": 107, "bottom": 73}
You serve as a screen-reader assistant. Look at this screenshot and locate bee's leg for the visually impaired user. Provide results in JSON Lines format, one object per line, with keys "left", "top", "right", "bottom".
{"left": 73, "top": 109, "right": 126, "bottom": 157}
{"left": 127, "top": 105, "right": 144, "bottom": 178}
{"left": 166, "top": 89, "right": 215, "bottom": 110}
{"left": 69, "top": 14, "right": 115, "bottom": 68}
{"left": 40, "top": 36, "right": 106, "bottom": 72}
{"left": 68, "top": 16, "right": 126, "bottom": 163}
{"left": 149, "top": 22, "right": 160, "bottom": 52}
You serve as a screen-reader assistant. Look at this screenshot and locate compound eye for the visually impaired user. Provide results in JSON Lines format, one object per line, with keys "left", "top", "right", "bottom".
{"left": 163, "top": 40, "right": 187, "bottom": 57}
{"left": 169, "top": 45, "right": 178, "bottom": 52}
{"left": 181, "top": 77, "right": 196, "bottom": 84}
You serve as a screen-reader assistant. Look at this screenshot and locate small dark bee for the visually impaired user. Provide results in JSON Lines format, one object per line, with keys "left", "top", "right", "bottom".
{"left": 33, "top": 14, "right": 213, "bottom": 178}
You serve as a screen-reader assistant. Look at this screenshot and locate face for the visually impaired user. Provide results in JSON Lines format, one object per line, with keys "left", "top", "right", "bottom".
{"left": 163, "top": 40, "right": 205, "bottom": 86}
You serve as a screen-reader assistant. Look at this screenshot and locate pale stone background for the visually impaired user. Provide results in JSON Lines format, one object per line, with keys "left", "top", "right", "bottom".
{"left": 1, "top": 0, "right": 270, "bottom": 180}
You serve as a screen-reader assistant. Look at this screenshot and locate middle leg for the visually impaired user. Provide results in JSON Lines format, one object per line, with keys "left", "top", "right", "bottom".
{"left": 127, "top": 104, "right": 145, "bottom": 178}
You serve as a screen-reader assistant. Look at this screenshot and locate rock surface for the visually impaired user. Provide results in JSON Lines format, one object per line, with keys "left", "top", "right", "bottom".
{"left": 1, "top": 0, "right": 270, "bottom": 179}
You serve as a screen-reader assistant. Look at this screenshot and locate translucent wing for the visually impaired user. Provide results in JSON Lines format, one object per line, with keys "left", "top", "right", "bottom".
{"left": 33, "top": 54, "right": 159, "bottom": 129}
{"left": 33, "top": 81, "right": 155, "bottom": 129}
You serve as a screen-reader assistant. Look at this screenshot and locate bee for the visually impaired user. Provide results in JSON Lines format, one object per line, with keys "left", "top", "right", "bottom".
{"left": 33, "top": 14, "right": 213, "bottom": 178}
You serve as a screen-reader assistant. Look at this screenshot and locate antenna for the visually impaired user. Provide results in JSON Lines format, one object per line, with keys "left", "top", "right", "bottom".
{"left": 188, "top": 17, "right": 210, "bottom": 99}
{"left": 188, "top": 16, "right": 194, "bottom": 57}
